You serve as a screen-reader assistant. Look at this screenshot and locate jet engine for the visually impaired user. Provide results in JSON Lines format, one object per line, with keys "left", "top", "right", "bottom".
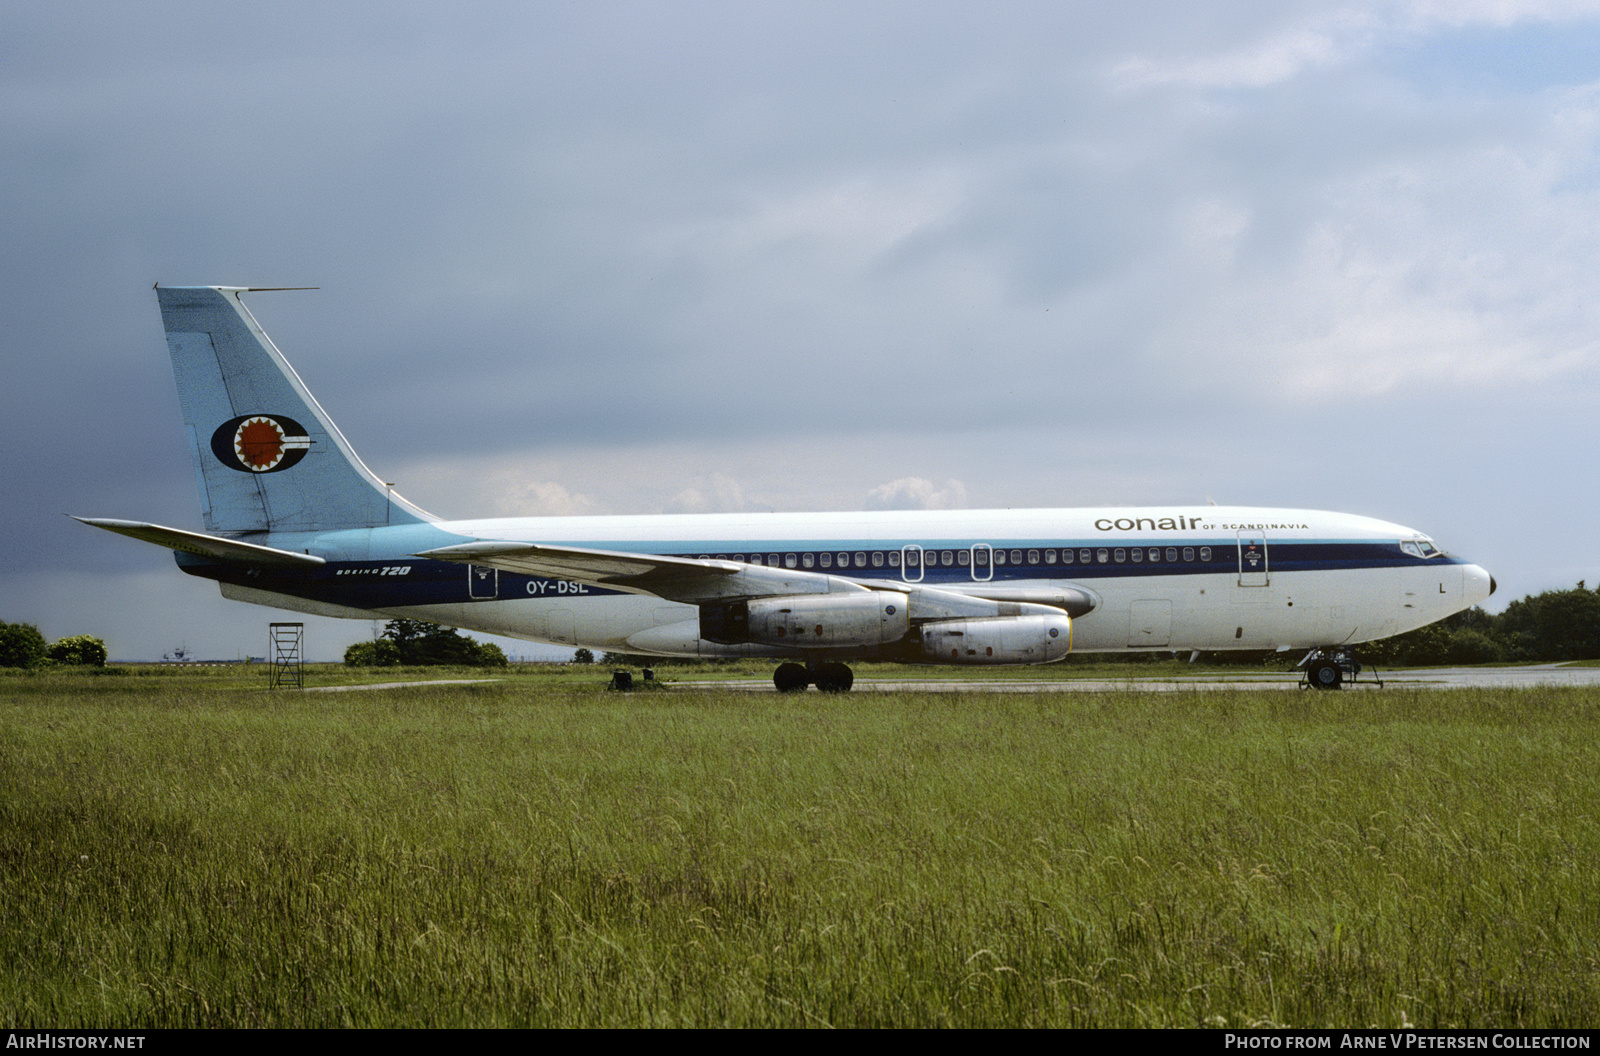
{"left": 918, "top": 614, "right": 1072, "bottom": 664}
{"left": 700, "top": 592, "right": 910, "bottom": 648}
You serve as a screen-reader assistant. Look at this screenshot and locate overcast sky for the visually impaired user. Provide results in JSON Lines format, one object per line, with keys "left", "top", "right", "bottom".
{"left": 5, "top": 1, "right": 1599, "bottom": 660}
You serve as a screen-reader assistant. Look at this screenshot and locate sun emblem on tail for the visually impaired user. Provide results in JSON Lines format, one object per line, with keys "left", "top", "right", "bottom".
{"left": 210, "top": 414, "right": 311, "bottom": 473}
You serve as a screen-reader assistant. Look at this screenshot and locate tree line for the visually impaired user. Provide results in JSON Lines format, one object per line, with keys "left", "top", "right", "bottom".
{"left": 0, "top": 623, "right": 107, "bottom": 668}
{"left": 1360, "top": 582, "right": 1600, "bottom": 667}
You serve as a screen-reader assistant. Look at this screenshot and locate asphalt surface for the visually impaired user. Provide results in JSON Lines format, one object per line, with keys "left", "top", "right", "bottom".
{"left": 678, "top": 663, "right": 1600, "bottom": 693}
{"left": 296, "top": 664, "right": 1600, "bottom": 693}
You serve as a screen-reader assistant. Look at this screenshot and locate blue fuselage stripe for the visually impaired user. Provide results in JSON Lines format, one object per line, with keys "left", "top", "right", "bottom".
{"left": 177, "top": 538, "right": 1465, "bottom": 609}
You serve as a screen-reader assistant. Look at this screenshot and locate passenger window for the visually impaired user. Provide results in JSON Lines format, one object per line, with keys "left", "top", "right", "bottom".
{"left": 1149, "top": 548, "right": 1160, "bottom": 562}
{"left": 1199, "top": 547, "right": 1211, "bottom": 561}
{"left": 1010, "top": 549, "right": 1023, "bottom": 564}
{"left": 889, "top": 551, "right": 901, "bottom": 567}
{"left": 802, "top": 553, "right": 815, "bottom": 568}
{"left": 1114, "top": 549, "right": 1126, "bottom": 563}
{"left": 820, "top": 553, "right": 833, "bottom": 568}
{"left": 957, "top": 550, "right": 970, "bottom": 566}
{"left": 1182, "top": 548, "right": 1193, "bottom": 562}
{"left": 973, "top": 549, "right": 989, "bottom": 565}
{"left": 1045, "top": 550, "right": 1057, "bottom": 564}
{"left": 1080, "top": 549, "right": 1091, "bottom": 564}
{"left": 1027, "top": 549, "right": 1040, "bottom": 564}
{"left": 994, "top": 550, "right": 1007, "bottom": 566}
{"left": 1061, "top": 549, "right": 1074, "bottom": 564}
{"left": 872, "top": 552, "right": 884, "bottom": 567}
{"left": 784, "top": 554, "right": 797, "bottom": 568}
{"left": 1166, "top": 548, "right": 1177, "bottom": 562}
{"left": 1097, "top": 549, "right": 1109, "bottom": 563}
{"left": 941, "top": 551, "right": 954, "bottom": 565}
{"left": 1132, "top": 548, "right": 1143, "bottom": 563}
{"left": 838, "top": 552, "right": 849, "bottom": 567}
{"left": 855, "top": 552, "right": 867, "bottom": 567}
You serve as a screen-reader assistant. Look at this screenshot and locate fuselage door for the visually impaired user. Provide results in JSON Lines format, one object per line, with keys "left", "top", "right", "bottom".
{"left": 901, "top": 544, "right": 924, "bottom": 583}
{"left": 469, "top": 564, "right": 498, "bottom": 599}
{"left": 970, "top": 543, "right": 994, "bottom": 582}
{"left": 1237, "top": 532, "right": 1269, "bottom": 587}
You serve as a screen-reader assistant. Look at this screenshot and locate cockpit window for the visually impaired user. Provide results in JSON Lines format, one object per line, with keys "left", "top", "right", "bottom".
{"left": 1401, "top": 538, "right": 1442, "bottom": 559}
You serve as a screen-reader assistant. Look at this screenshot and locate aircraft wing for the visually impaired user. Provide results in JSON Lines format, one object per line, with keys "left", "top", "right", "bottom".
{"left": 74, "top": 517, "right": 327, "bottom": 568}
{"left": 847, "top": 578, "right": 1098, "bottom": 618}
{"left": 416, "top": 540, "right": 869, "bottom": 602}
{"left": 417, "top": 541, "right": 740, "bottom": 583}
{"left": 418, "top": 541, "right": 1097, "bottom": 618}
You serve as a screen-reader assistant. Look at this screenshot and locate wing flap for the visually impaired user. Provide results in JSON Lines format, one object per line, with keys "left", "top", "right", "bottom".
{"left": 416, "top": 541, "right": 740, "bottom": 583}
{"left": 417, "top": 540, "right": 869, "bottom": 603}
{"left": 960, "top": 585, "right": 1098, "bottom": 618}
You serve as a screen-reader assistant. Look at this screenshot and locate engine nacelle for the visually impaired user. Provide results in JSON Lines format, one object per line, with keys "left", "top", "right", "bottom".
{"left": 918, "top": 614, "right": 1072, "bottom": 665}
{"left": 701, "top": 592, "right": 910, "bottom": 648}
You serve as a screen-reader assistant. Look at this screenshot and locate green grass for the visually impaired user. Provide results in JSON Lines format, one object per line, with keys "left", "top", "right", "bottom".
{"left": 2, "top": 668, "right": 1597, "bottom": 1027}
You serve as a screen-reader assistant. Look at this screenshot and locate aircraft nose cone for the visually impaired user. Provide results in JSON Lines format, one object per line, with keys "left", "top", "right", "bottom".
{"left": 1463, "top": 564, "right": 1494, "bottom": 604}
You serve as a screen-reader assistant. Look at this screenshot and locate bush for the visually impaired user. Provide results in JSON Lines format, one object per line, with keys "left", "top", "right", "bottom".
{"left": 1440, "top": 628, "right": 1505, "bottom": 665}
{"left": 46, "top": 635, "right": 108, "bottom": 667}
{"left": 0, "top": 623, "right": 48, "bottom": 669}
{"left": 346, "top": 620, "right": 507, "bottom": 667}
{"left": 344, "top": 639, "right": 401, "bottom": 667}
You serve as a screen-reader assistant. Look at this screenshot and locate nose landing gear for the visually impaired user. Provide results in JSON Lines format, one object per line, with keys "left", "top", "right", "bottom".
{"left": 1299, "top": 647, "right": 1381, "bottom": 690}
{"left": 1306, "top": 657, "right": 1344, "bottom": 689}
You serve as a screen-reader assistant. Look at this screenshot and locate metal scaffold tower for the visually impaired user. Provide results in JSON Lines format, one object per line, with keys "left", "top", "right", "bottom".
{"left": 269, "top": 623, "right": 304, "bottom": 689}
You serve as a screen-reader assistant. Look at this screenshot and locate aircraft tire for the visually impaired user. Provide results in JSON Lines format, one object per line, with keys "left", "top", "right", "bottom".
{"left": 813, "top": 662, "right": 854, "bottom": 693}
{"left": 774, "top": 662, "right": 810, "bottom": 693}
{"left": 1307, "top": 659, "right": 1343, "bottom": 690}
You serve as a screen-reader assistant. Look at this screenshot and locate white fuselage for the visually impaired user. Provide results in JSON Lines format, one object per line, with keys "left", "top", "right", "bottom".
{"left": 207, "top": 505, "right": 1494, "bottom": 660}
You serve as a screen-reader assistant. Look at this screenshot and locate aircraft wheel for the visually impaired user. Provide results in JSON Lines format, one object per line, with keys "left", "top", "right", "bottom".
{"left": 774, "top": 662, "right": 809, "bottom": 693}
{"left": 1307, "top": 659, "right": 1343, "bottom": 690}
{"left": 813, "top": 662, "right": 854, "bottom": 693}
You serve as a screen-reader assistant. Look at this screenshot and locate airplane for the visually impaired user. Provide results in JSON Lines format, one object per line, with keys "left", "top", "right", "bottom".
{"left": 78, "top": 286, "right": 1496, "bottom": 691}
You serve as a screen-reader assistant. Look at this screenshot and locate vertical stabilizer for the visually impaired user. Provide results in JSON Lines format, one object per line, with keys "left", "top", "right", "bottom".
{"left": 156, "top": 286, "right": 432, "bottom": 534}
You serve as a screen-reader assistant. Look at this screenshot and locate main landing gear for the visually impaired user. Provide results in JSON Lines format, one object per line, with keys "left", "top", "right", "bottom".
{"left": 1299, "top": 647, "right": 1381, "bottom": 690}
{"left": 773, "top": 661, "right": 855, "bottom": 693}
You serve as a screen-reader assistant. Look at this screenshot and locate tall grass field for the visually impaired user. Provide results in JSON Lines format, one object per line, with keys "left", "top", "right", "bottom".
{"left": 1, "top": 665, "right": 1596, "bottom": 1027}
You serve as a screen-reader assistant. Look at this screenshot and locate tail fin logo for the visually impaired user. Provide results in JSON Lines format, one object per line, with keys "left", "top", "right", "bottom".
{"left": 210, "top": 415, "right": 311, "bottom": 473}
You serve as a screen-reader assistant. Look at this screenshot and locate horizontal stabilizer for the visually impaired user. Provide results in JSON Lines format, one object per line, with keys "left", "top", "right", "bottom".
{"left": 74, "top": 517, "right": 326, "bottom": 568}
